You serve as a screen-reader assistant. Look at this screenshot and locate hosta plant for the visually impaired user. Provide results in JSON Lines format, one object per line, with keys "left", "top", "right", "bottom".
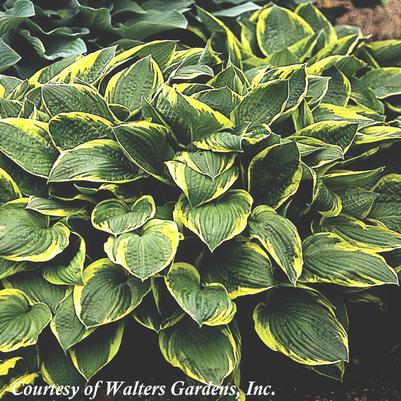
{"left": 1, "top": 2, "right": 401, "bottom": 399}
{"left": 0, "top": 0, "right": 312, "bottom": 77}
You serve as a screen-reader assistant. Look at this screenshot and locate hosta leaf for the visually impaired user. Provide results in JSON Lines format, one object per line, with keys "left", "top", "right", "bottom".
{"left": 321, "top": 67, "right": 351, "bottom": 107}
{"left": 41, "top": 84, "right": 114, "bottom": 121}
{"left": 254, "top": 287, "right": 349, "bottom": 365}
{"left": 231, "top": 80, "right": 289, "bottom": 130}
{"left": 105, "top": 219, "right": 179, "bottom": 280}
{"left": 313, "top": 104, "right": 376, "bottom": 128}
{"left": 113, "top": 121, "right": 174, "bottom": 182}
{"left": 301, "top": 233, "right": 398, "bottom": 287}
{"left": 70, "top": 322, "right": 124, "bottom": 381}
{"left": 0, "top": 258, "right": 35, "bottom": 280}
{"left": 0, "top": 289, "right": 51, "bottom": 353}
{"left": 0, "top": 168, "right": 21, "bottom": 205}
{"left": 3, "top": 271, "right": 67, "bottom": 313}
{"left": 159, "top": 319, "right": 241, "bottom": 386}
{"left": 48, "top": 140, "right": 141, "bottom": 184}
{"left": 350, "top": 77, "right": 384, "bottom": 115}
{"left": 317, "top": 215, "right": 401, "bottom": 252}
{"left": 26, "top": 196, "right": 86, "bottom": 218}
{"left": 369, "top": 174, "right": 401, "bottom": 233}
{"left": 48, "top": 112, "right": 113, "bottom": 150}
{"left": 340, "top": 188, "right": 379, "bottom": 219}
{"left": 0, "top": 39, "right": 21, "bottom": 73}
{"left": 41, "top": 232, "right": 85, "bottom": 286}
{"left": 74, "top": 259, "right": 150, "bottom": 327}
{"left": 174, "top": 190, "right": 253, "bottom": 252}
{"left": 295, "top": 121, "right": 357, "bottom": 152}
{"left": 199, "top": 239, "right": 276, "bottom": 299}
{"left": 52, "top": 47, "right": 116, "bottom": 84}
{"left": 248, "top": 205, "right": 303, "bottom": 284}
{"left": 105, "top": 56, "right": 163, "bottom": 112}
{"left": 355, "top": 125, "right": 401, "bottom": 146}
{"left": 0, "top": 201, "right": 70, "bottom": 262}
{"left": 92, "top": 196, "right": 155, "bottom": 236}
{"left": 323, "top": 168, "right": 384, "bottom": 192}
{"left": 256, "top": 5, "right": 314, "bottom": 56}
{"left": 166, "top": 262, "right": 236, "bottom": 326}
{"left": 51, "top": 294, "right": 93, "bottom": 352}
{"left": 156, "top": 85, "right": 233, "bottom": 143}
{"left": 193, "top": 87, "right": 242, "bottom": 117}
{"left": 248, "top": 142, "right": 302, "bottom": 209}
{"left": 360, "top": 68, "right": 401, "bottom": 99}
{"left": 166, "top": 159, "right": 239, "bottom": 207}
{"left": 0, "top": 118, "right": 58, "bottom": 178}
{"left": 41, "top": 344, "right": 84, "bottom": 387}
{"left": 133, "top": 279, "right": 184, "bottom": 333}
{"left": 312, "top": 178, "right": 342, "bottom": 217}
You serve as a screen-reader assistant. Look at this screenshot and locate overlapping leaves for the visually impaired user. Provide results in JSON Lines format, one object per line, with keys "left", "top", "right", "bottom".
{"left": 1, "top": 2, "right": 401, "bottom": 396}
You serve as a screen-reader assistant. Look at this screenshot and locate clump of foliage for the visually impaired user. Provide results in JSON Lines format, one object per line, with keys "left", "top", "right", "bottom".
{"left": 0, "top": 0, "right": 314, "bottom": 77}
{"left": 1, "top": 2, "right": 401, "bottom": 398}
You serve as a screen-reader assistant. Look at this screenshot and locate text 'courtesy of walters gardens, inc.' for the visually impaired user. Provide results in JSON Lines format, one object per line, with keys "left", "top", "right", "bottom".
{"left": 11, "top": 380, "right": 276, "bottom": 399}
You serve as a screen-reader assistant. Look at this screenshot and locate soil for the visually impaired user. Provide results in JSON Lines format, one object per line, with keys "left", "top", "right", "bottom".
{"left": 336, "top": 0, "right": 401, "bottom": 39}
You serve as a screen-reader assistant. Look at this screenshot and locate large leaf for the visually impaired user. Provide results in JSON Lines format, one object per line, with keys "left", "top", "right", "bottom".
{"left": 113, "top": 121, "right": 174, "bottom": 182}
{"left": 360, "top": 68, "right": 401, "bottom": 99}
{"left": 70, "top": 322, "right": 124, "bottom": 380}
{"left": 48, "top": 140, "right": 142, "bottom": 184}
{"left": 48, "top": 112, "right": 114, "bottom": 150}
{"left": 0, "top": 289, "right": 51, "bottom": 353}
{"left": 248, "top": 205, "right": 303, "bottom": 284}
{"left": 92, "top": 196, "right": 155, "bottom": 236}
{"left": 254, "top": 287, "right": 348, "bottom": 365}
{"left": 105, "top": 219, "right": 179, "bottom": 280}
{"left": 105, "top": 56, "right": 163, "bottom": 112}
{"left": 369, "top": 174, "right": 401, "bottom": 233}
{"left": 0, "top": 118, "right": 58, "bottom": 178}
{"left": 159, "top": 319, "right": 241, "bottom": 386}
{"left": 294, "top": 121, "right": 358, "bottom": 152}
{"left": 317, "top": 215, "right": 401, "bottom": 252}
{"left": 3, "top": 271, "right": 67, "bottom": 313}
{"left": 199, "top": 239, "right": 276, "bottom": 299}
{"left": 0, "top": 201, "right": 70, "bottom": 262}
{"left": 165, "top": 262, "right": 236, "bottom": 326}
{"left": 41, "top": 232, "right": 85, "bottom": 286}
{"left": 74, "top": 258, "right": 150, "bottom": 327}
{"left": 51, "top": 294, "right": 93, "bottom": 352}
{"left": 52, "top": 47, "right": 116, "bottom": 84}
{"left": 231, "top": 80, "right": 289, "bottom": 130}
{"left": 248, "top": 142, "right": 302, "bottom": 209}
{"left": 166, "top": 155, "right": 239, "bottom": 208}
{"left": 41, "top": 84, "right": 114, "bottom": 120}
{"left": 301, "top": 233, "right": 398, "bottom": 287}
{"left": 256, "top": 5, "right": 314, "bottom": 56}
{"left": 174, "top": 190, "right": 253, "bottom": 252}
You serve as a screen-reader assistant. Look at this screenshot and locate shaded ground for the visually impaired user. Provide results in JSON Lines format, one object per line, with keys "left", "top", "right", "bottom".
{"left": 336, "top": 0, "right": 401, "bottom": 39}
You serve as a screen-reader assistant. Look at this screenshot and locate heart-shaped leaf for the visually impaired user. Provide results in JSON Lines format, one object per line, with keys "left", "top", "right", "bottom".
{"left": 0, "top": 167, "right": 21, "bottom": 205}
{"left": 199, "top": 239, "right": 276, "bottom": 299}
{"left": 159, "top": 319, "right": 241, "bottom": 386}
{"left": 166, "top": 262, "right": 236, "bottom": 326}
{"left": 105, "top": 219, "right": 179, "bottom": 280}
{"left": 48, "top": 140, "right": 142, "bottom": 184}
{"left": 70, "top": 322, "right": 124, "bottom": 381}
{"left": 254, "top": 286, "right": 349, "bottom": 365}
{"left": 174, "top": 189, "right": 253, "bottom": 252}
{"left": 0, "top": 201, "right": 70, "bottom": 262}
{"left": 92, "top": 195, "right": 156, "bottom": 236}
{"left": 74, "top": 258, "right": 150, "bottom": 327}
{"left": 0, "top": 289, "right": 52, "bottom": 353}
